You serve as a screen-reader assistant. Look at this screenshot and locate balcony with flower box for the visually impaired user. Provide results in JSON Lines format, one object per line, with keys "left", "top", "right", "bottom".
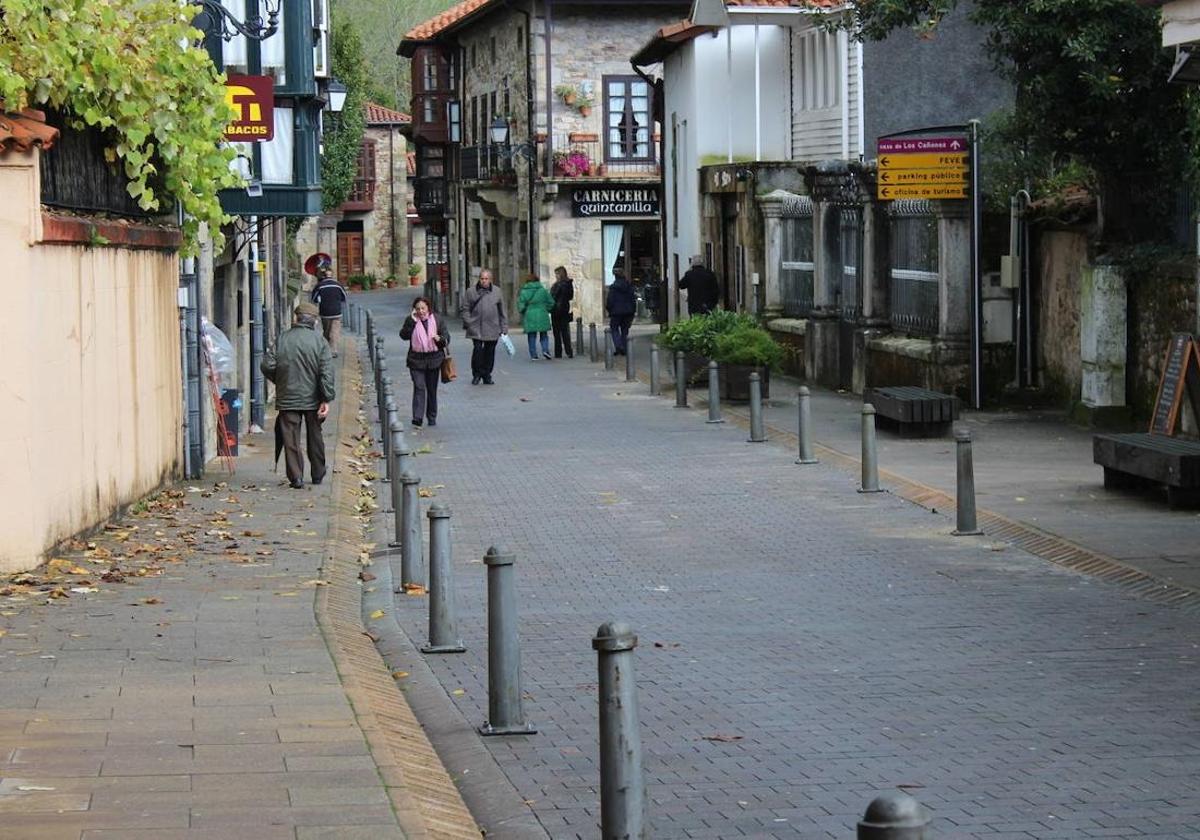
{"left": 541, "top": 133, "right": 659, "bottom": 182}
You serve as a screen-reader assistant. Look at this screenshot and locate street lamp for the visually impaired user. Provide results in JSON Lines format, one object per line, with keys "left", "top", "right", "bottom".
{"left": 489, "top": 115, "right": 510, "bottom": 145}
{"left": 326, "top": 79, "right": 348, "bottom": 113}
{"left": 190, "top": 0, "right": 282, "bottom": 41}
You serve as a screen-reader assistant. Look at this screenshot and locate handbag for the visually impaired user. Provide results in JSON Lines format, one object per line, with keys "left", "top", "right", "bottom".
{"left": 440, "top": 354, "right": 457, "bottom": 383}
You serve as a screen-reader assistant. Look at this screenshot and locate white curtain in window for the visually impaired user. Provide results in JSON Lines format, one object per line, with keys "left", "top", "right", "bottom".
{"left": 602, "top": 223, "right": 625, "bottom": 287}
{"left": 261, "top": 108, "right": 293, "bottom": 184}
{"left": 261, "top": 4, "right": 287, "bottom": 85}
{"left": 219, "top": 0, "right": 248, "bottom": 72}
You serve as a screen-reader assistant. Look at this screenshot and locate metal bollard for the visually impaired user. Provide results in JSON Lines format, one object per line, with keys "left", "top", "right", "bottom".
{"left": 796, "top": 386, "right": 818, "bottom": 464}
{"left": 674, "top": 351, "right": 687, "bottom": 407}
{"left": 747, "top": 372, "right": 766, "bottom": 442}
{"left": 859, "top": 403, "right": 882, "bottom": 493}
{"left": 857, "top": 791, "right": 931, "bottom": 840}
{"left": 478, "top": 547, "right": 536, "bottom": 735}
{"left": 952, "top": 427, "right": 983, "bottom": 535}
{"left": 706, "top": 361, "right": 723, "bottom": 424}
{"left": 376, "top": 351, "right": 388, "bottom": 423}
{"left": 649, "top": 344, "right": 660, "bottom": 395}
{"left": 576, "top": 316, "right": 584, "bottom": 354}
{"left": 382, "top": 396, "right": 399, "bottom": 484}
{"left": 366, "top": 313, "right": 375, "bottom": 366}
{"left": 589, "top": 323, "right": 599, "bottom": 363}
{"left": 593, "top": 621, "right": 644, "bottom": 840}
{"left": 386, "top": 421, "right": 404, "bottom": 521}
{"left": 625, "top": 337, "right": 635, "bottom": 382}
{"left": 398, "top": 471, "right": 425, "bottom": 589}
{"left": 422, "top": 504, "right": 465, "bottom": 653}
{"left": 603, "top": 327, "right": 614, "bottom": 370}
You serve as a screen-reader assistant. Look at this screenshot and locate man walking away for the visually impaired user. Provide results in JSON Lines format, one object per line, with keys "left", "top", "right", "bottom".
{"left": 678, "top": 254, "right": 719, "bottom": 316}
{"left": 605, "top": 266, "right": 636, "bottom": 356}
{"left": 262, "top": 301, "right": 335, "bottom": 489}
{"left": 460, "top": 268, "right": 507, "bottom": 385}
{"left": 309, "top": 254, "right": 347, "bottom": 357}
{"left": 550, "top": 265, "right": 575, "bottom": 359}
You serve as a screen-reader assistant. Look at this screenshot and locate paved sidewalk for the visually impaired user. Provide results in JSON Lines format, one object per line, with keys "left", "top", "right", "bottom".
{"left": 0, "top": 352, "right": 414, "bottom": 839}
{"left": 364, "top": 295, "right": 1200, "bottom": 839}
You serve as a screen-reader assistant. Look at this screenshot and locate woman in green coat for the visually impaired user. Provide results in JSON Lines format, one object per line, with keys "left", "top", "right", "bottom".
{"left": 517, "top": 274, "right": 555, "bottom": 360}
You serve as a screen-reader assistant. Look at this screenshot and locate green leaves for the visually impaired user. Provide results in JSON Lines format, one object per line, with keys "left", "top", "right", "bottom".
{"left": 320, "top": 18, "right": 369, "bottom": 211}
{"left": 0, "top": 0, "right": 242, "bottom": 254}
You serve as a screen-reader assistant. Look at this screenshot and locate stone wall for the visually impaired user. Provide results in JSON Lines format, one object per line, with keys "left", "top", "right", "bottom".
{"left": 1035, "top": 228, "right": 1087, "bottom": 403}
{"left": 1128, "top": 265, "right": 1196, "bottom": 423}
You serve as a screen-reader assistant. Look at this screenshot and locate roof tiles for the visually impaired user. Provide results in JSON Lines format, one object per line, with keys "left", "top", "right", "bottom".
{"left": 0, "top": 109, "right": 58, "bottom": 155}
{"left": 365, "top": 102, "right": 411, "bottom": 125}
{"left": 404, "top": 0, "right": 494, "bottom": 41}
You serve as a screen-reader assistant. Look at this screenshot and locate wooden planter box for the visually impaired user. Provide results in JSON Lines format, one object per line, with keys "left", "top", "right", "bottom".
{"left": 719, "top": 364, "right": 771, "bottom": 402}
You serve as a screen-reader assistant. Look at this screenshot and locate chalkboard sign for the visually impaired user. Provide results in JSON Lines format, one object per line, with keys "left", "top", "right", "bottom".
{"left": 1150, "top": 333, "right": 1200, "bottom": 435}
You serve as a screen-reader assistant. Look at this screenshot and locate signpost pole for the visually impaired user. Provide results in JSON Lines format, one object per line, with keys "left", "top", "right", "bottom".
{"left": 969, "top": 119, "right": 983, "bottom": 410}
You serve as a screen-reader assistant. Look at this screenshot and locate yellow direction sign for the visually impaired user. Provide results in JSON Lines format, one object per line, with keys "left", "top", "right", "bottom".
{"left": 878, "top": 152, "right": 969, "bottom": 170}
{"left": 878, "top": 169, "right": 969, "bottom": 185}
{"left": 877, "top": 184, "right": 970, "bottom": 200}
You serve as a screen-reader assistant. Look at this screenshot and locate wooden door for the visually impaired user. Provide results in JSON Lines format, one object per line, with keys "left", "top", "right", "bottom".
{"left": 337, "top": 232, "right": 364, "bottom": 283}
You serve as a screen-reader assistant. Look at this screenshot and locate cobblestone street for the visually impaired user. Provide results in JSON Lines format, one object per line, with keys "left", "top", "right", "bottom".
{"left": 369, "top": 291, "right": 1200, "bottom": 839}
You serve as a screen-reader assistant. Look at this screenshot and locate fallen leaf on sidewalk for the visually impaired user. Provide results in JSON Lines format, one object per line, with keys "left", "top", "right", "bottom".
{"left": 359, "top": 572, "right": 376, "bottom": 582}
{"left": 16, "top": 786, "right": 55, "bottom": 792}
{"left": 276, "top": 592, "right": 298, "bottom": 597}
{"left": 417, "top": 488, "right": 436, "bottom": 498}
{"left": 70, "top": 587, "right": 99, "bottom": 594}
{"left": 653, "top": 642, "right": 681, "bottom": 648}
{"left": 451, "top": 688, "right": 465, "bottom": 696}
{"left": 362, "top": 630, "right": 380, "bottom": 642}
{"left": 701, "top": 734, "right": 743, "bottom": 743}
{"left": 392, "top": 671, "right": 409, "bottom": 679}
{"left": 402, "top": 583, "right": 427, "bottom": 596}
{"left": 137, "top": 597, "right": 162, "bottom": 605}
{"left": 369, "top": 609, "right": 385, "bottom": 619}
{"left": 301, "top": 579, "right": 330, "bottom": 587}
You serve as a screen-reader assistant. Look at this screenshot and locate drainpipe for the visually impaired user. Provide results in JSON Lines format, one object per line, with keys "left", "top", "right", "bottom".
{"left": 502, "top": 0, "right": 538, "bottom": 273}
{"left": 389, "top": 128, "right": 397, "bottom": 280}
{"left": 632, "top": 62, "right": 668, "bottom": 326}
{"left": 248, "top": 218, "right": 265, "bottom": 430}
{"left": 544, "top": 0, "right": 554, "bottom": 178}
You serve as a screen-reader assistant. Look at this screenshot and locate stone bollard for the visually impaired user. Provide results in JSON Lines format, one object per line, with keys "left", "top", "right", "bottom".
{"left": 604, "top": 327, "right": 614, "bottom": 370}
{"left": 422, "top": 504, "right": 465, "bottom": 654}
{"left": 796, "top": 386, "right": 818, "bottom": 464}
{"left": 952, "top": 428, "right": 983, "bottom": 535}
{"left": 589, "top": 323, "right": 599, "bottom": 363}
{"left": 382, "top": 395, "right": 399, "bottom": 485}
{"left": 748, "top": 373, "right": 766, "bottom": 443}
{"left": 593, "top": 621, "right": 645, "bottom": 840}
{"left": 625, "top": 337, "right": 635, "bottom": 382}
{"left": 576, "top": 317, "right": 584, "bottom": 354}
{"left": 674, "top": 351, "right": 687, "bottom": 408}
{"left": 706, "top": 361, "right": 723, "bottom": 424}
{"left": 398, "top": 472, "right": 425, "bottom": 589}
{"left": 649, "top": 344, "right": 661, "bottom": 396}
{"left": 387, "top": 430, "right": 412, "bottom": 549}
{"left": 857, "top": 791, "right": 931, "bottom": 840}
{"left": 479, "top": 547, "right": 536, "bottom": 736}
{"left": 859, "top": 404, "right": 882, "bottom": 493}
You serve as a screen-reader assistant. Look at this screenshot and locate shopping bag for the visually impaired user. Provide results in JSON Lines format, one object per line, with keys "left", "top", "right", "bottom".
{"left": 499, "top": 333, "right": 515, "bottom": 357}
{"left": 440, "top": 355, "right": 457, "bottom": 383}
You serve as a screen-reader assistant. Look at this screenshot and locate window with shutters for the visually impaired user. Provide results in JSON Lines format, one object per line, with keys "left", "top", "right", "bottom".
{"left": 793, "top": 29, "right": 840, "bottom": 111}
{"left": 342, "top": 141, "right": 376, "bottom": 210}
{"left": 603, "top": 75, "right": 652, "bottom": 162}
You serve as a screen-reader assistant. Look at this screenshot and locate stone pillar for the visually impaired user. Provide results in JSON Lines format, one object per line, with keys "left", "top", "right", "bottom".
{"left": 805, "top": 199, "right": 840, "bottom": 387}
{"left": 757, "top": 190, "right": 790, "bottom": 320}
{"left": 931, "top": 199, "right": 971, "bottom": 393}
{"left": 853, "top": 199, "right": 892, "bottom": 395}
{"left": 1078, "top": 262, "right": 1128, "bottom": 421}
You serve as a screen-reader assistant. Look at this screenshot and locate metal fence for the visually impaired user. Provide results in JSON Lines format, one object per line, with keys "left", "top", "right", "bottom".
{"left": 836, "top": 207, "right": 863, "bottom": 320}
{"left": 541, "top": 135, "right": 659, "bottom": 179}
{"left": 39, "top": 117, "right": 164, "bottom": 217}
{"left": 888, "top": 200, "right": 939, "bottom": 335}
{"left": 459, "top": 145, "right": 513, "bottom": 183}
{"left": 780, "top": 196, "right": 815, "bottom": 317}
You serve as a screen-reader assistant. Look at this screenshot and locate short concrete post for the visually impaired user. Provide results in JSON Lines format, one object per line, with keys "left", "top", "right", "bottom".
{"left": 604, "top": 327, "right": 614, "bottom": 370}
{"left": 387, "top": 421, "right": 404, "bottom": 523}
{"left": 593, "top": 621, "right": 645, "bottom": 840}
{"left": 382, "top": 396, "right": 399, "bottom": 485}
{"left": 649, "top": 344, "right": 661, "bottom": 396}
{"left": 859, "top": 404, "right": 882, "bottom": 493}
{"left": 422, "top": 504, "right": 465, "bottom": 653}
{"left": 748, "top": 373, "right": 766, "bottom": 442}
{"left": 796, "top": 386, "right": 818, "bottom": 464}
{"left": 398, "top": 472, "right": 425, "bottom": 588}
{"left": 674, "top": 352, "right": 687, "bottom": 408}
{"left": 706, "top": 361, "right": 723, "bottom": 424}
{"left": 952, "top": 428, "right": 983, "bottom": 535}
{"left": 625, "top": 337, "right": 635, "bottom": 382}
{"left": 589, "top": 323, "right": 599, "bottom": 363}
{"left": 479, "top": 547, "right": 536, "bottom": 735}
{"left": 857, "top": 791, "right": 931, "bottom": 840}
{"left": 576, "top": 317, "right": 584, "bottom": 353}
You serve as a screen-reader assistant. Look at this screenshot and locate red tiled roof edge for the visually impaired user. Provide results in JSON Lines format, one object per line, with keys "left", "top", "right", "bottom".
{"left": 365, "top": 102, "right": 411, "bottom": 125}
{"left": 0, "top": 108, "right": 59, "bottom": 156}
{"left": 404, "top": 0, "right": 495, "bottom": 41}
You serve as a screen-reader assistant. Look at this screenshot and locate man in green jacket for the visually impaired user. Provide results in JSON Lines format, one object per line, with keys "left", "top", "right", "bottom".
{"left": 261, "top": 301, "right": 336, "bottom": 488}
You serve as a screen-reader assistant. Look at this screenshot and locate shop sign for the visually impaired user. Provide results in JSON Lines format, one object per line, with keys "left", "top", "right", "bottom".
{"left": 224, "top": 75, "right": 275, "bottom": 141}
{"left": 571, "top": 186, "right": 660, "bottom": 217}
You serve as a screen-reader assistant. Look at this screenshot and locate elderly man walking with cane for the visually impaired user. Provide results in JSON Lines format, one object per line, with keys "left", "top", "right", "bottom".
{"left": 262, "top": 301, "right": 336, "bottom": 489}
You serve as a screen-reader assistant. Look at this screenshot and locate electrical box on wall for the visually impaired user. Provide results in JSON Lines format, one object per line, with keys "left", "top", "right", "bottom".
{"left": 999, "top": 254, "right": 1020, "bottom": 289}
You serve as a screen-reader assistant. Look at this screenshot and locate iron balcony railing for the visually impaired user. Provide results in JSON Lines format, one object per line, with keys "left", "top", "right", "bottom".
{"left": 541, "top": 134, "right": 659, "bottom": 179}
{"left": 459, "top": 144, "right": 514, "bottom": 183}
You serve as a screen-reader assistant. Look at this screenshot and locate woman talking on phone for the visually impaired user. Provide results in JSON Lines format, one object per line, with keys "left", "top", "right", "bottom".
{"left": 399, "top": 297, "right": 450, "bottom": 427}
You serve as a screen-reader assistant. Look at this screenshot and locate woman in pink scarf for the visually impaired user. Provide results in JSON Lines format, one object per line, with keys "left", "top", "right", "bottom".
{"left": 399, "top": 297, "right": 450, "bottom": 427}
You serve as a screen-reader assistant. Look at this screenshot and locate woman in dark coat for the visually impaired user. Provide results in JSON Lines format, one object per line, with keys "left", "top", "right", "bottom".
{"left": 550, "top": 266, "right": 575, "bottom": 359}
{"left": 399, "top": 296, "right": 450, "bottom": 427}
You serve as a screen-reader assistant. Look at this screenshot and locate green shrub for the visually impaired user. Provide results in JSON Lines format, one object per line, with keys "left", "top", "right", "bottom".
{"left": 348, "top": 274, "right": 376, "bottom": 290}
{"left": 657, "top": 309, "right": 757, "bottom": 356}
{"left": 711, "top": 324, "right": 784, "bottom": 370}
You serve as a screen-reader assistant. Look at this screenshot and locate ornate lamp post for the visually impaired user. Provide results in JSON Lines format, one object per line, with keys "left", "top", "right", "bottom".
{"left": 190, "top": 0, "right": 282, "bottom": 41}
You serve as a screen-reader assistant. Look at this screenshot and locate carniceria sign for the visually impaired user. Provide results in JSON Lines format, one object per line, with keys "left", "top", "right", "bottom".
{"left": 571, "top": 187, "right": 660, "bottom": 218}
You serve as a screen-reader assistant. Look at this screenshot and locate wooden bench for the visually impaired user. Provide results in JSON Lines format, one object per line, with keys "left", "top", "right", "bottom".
{"left": 864, "top": 386, "right": 960, "bottom": 437}
{"left": 1093, "top": 432, "right": 1200, "bottom": 508}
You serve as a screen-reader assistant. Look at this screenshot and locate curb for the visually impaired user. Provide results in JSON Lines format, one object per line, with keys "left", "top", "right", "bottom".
{"left": 315, "top": 340, "right": 482, "bottom": 839}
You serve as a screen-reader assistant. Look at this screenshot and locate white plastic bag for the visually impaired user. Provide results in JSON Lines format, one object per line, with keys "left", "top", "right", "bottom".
{"left": 499, "top": 333, "right": 515, "bottom": 357}
{"left": 200, "top": 317, "right": 236, "bottom": 390}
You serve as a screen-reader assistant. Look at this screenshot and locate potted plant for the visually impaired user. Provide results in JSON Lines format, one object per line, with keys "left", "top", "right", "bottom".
{"left": 407, "top": 264, "right": 422, "bottom": 286}
{"left": 577, "top": 95, "right": 594, "bottom": 117}
{"left": 348, "top": 274, "right": 375, "bottom": 291}
{"left": 384, "top": 275, "right": 398, "bottom": 289}
{"left": 657, "top": 310, "right": 761, "bottom": 386}
{"left": 554, "top": 83, "right": 577, "bottom": 106}
{"left": 710, "top": 323, "right": 783, "bottom": 401}
{"left": 553, "top": 149, "right": 592, "bottom": 177}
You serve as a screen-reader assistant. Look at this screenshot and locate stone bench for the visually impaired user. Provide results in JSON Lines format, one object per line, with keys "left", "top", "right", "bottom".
{"left": 864, "top": 386, "right": 959, "bottom": 437}
{"left": 1093, "top": 432, "right": 1200, "bottom": 508}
